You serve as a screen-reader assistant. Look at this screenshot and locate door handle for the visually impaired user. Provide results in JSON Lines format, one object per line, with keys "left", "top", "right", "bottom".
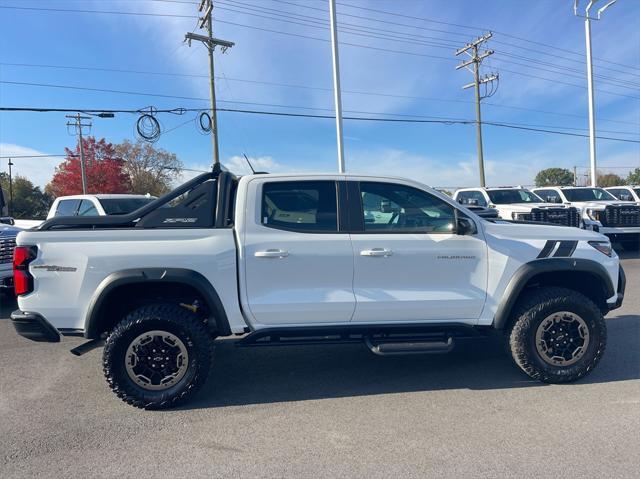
{"left": 255, "top": 249, "right": 289, "bottom": 258}
{"left": 360, "top": 248, "right": 393, "bottom": 257}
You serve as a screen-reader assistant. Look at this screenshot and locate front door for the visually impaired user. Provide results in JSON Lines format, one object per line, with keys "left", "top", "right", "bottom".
{"left": 243, "top": 179, "right": 356, "bottom": 326}
{"left": 349, "top": 180, "right": 487, "bottom": 322}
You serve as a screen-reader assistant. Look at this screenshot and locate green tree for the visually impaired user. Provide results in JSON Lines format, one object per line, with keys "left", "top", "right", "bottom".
{"left": 0, "top": 172, "right": 52, "bottom": 219}
{"left": 627, "top": 168, "right": 640, "bottom": 185}
{"left": 115, "top": 140, "right": 183, "bottom": 196}
{"left": 534, "top": 168, "right": 575, "bottom": 187}
{"left": 597, "top": 173, "right": 625, "bottom": 187}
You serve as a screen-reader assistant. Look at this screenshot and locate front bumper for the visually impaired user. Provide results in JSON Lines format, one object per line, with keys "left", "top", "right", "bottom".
{"left": 608, "top": 266, "right": 626, "bottom": 311}
{"left": 10, "top": 310, "right": 61, "bottom": 342}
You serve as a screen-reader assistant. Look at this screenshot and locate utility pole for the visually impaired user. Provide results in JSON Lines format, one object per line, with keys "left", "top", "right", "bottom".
{"left": 185, "top": 0, "right": 234, "bottom": 169}
{"left": 455, "top": 32, "right": 498, "bottom": 187}
{"left": 66, "top": 113, "right": 92, "bottom": 194}
{"left": 574, "top": 165, "right": 578, "bottom": 186}
{"left": 8, "top": 158, "right": 13, "bottom": 216}
{"left": 573, "top": 0, "right": 617, "bottom": 187}
{"left": 329, "top": 0, "right": 345, "bottom": 174}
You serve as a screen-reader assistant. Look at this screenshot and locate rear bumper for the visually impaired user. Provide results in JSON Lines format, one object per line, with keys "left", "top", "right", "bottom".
{"left": 10, "top": 310, "right": 61, "bottom": 342}
{"left": 608, "top": 266, "right": 626, "bottom": 311}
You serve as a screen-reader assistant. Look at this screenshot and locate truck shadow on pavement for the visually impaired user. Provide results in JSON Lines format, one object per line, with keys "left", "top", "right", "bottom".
{"left": 184, "top": 313, "right": 639, "bottom": 410}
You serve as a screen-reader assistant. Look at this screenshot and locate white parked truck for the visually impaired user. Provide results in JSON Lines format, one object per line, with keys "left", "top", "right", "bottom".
{"left": 10, "top": 169, "right": 625, "bottom": 408}
{"left": 453, "top": 186, "right": 580, "bottom": 227}
{"left": 605, "top": 186, "right": 640, "bottom": 204}
{"left": 47, "top": 194, "right": 157, "bottom": 219}
{"left": 533, "top": 186, "right": 640, "bottom": 251}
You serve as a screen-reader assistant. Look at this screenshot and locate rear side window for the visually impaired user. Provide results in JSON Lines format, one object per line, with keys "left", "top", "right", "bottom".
{"left": 262, "top": 181, "right": 338, "bottom": 232}
{"left": 77, "top": 199, "right": 99, "bottom": 216}
{"left": 55, "top": 199, "right": 80, "bottom": 216}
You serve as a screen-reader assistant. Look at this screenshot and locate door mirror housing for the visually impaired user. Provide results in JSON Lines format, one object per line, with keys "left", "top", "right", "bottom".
{"left": 456, "top": 216, "right": 477, "bottom": 236}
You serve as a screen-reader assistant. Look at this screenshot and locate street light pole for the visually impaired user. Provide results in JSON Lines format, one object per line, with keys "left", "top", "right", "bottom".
{"left": 329, "top": 0, "right": 345, "bottom": 174}
{"left": 574, "top": 0, "right": 617, "bottom": 187}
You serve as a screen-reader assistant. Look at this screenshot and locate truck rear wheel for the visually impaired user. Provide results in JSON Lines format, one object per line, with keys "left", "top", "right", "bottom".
{"left": 103, "top": 303, "right": 213, "bottom": 409}
{"left": 508, "top": 287, "right": 606, "bottom": 383}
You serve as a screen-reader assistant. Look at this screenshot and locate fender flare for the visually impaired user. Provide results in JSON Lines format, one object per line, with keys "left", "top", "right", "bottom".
{"left": 84, "top": 268, "right": 231, "bottom": 338}
{"left": 493, "top": 258, "right": 615, "bottom": 330}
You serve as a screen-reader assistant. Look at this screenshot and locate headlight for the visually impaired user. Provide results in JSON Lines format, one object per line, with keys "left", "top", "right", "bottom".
{"left": 586, "top": 209, "right": 602, "bottom": 221}
{"left": 588, "top": 240, "right": 613, "bottom": 257}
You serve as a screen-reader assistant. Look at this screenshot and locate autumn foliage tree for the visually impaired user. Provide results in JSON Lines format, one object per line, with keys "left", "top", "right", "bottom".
{"left": 46, "top": 137, "right": 131, "bottom": 197}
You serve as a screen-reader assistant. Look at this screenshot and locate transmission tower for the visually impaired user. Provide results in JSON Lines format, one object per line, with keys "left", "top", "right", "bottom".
{"left": 455, "top": 32, "right": 499, "bottom": 187}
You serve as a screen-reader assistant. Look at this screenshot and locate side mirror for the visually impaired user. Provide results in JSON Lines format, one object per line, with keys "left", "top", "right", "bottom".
{"left": 0, "top": 216, "right": 15, "bottom": 225}
{"left": 456, "top": 216, "right": 477, "bottom": 235}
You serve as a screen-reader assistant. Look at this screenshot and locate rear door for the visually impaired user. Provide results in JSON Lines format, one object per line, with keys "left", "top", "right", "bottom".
{"left": 242, "top": 178, "right": 356, "bottom": 326}
{"left": 349, "top": 179, "right": 488, "bottom": 322}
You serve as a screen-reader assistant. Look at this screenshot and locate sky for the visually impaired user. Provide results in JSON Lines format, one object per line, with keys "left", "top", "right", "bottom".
{"left": 0, "top": 0, "right": 638, "bottom": 190}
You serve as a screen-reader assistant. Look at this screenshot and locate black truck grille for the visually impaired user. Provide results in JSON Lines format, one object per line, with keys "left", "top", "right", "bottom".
{"left": 0, "top": 237, "right": 16, "bottom": 264}
{"left": 601, "top": 205, "right": 640, "bottom": 227}
{"left": 530, "top": 207, "right": 580, "bottom": 227}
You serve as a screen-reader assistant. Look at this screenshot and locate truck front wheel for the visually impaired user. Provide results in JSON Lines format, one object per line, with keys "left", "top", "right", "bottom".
{"left": 508, "top": 287, "right": 606, "bottom": 383}
{"left": 103, "top": 303, "right": 213, "bottom": 409}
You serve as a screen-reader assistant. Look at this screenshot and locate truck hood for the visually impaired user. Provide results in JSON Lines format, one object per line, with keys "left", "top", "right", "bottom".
{"left": 495, "top": 203, "right": 571, "bottom": 213}
{"left": 0, "top": 223, "right": 21, "bottom": 237}
{"left": 566, "top": 201, "right": 630, "bottom": 210}
{"left": 483, "top": 219, "right": 605, "bottom": 242}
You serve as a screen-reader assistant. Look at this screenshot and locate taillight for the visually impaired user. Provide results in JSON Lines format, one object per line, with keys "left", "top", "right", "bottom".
{"left": 13, "top": 246, "right": 37, "bottom": 296}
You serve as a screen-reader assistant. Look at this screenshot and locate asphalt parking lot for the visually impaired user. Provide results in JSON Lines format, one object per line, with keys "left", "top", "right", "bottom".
{"left": 1, "top": 253, "right": 638, "bottom": 479}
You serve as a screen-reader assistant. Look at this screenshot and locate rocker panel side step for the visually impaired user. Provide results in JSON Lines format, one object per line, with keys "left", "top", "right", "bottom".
{"left": 365, "top": 336, "right": 454, "bottom": 356}
{"left": 236, "top": 322, "right": 482, "bottom": 348}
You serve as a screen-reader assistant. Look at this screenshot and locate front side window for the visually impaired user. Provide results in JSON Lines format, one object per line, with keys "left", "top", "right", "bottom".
{"left": 360, "top": 182, "right": 456, "bottom": 233}
{"left": 55, "top": 199, "right": 80, "bottom": 217}
{"left": 262, "top": 181, "right": 338, "bottom": 232}
{"left": 77, "top": 200, "right": 99, "bottom": 216}
{"left": 487, "top": 189, "right": 542, "bottom": 204}
{"left": 563, "top": 188, "right": 617, "bottom": 202}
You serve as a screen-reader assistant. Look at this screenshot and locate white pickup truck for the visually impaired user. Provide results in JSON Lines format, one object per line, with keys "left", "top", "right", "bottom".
{"left": 10, "top": 169, "right": 625, "bottom": 409}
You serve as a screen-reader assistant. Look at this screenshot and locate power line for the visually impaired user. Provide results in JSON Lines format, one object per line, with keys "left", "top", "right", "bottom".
{"left": 1, "top": 106, "right": 639, "bottom": 144}
{"left": 217, "top": 0, "right": 639, "bottom": 89}
{"left": 2, "top": 61, "right": 638, "bottom": 127}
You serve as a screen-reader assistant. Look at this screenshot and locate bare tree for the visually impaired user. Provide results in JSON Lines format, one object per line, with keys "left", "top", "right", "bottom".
{"left": 115, "top": 140, "right": 183, "bottom": 196}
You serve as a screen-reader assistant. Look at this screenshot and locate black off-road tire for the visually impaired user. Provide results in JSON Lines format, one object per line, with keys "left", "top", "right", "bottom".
{"left": 103, "top": 303, "right": 213, "bottom": 409}
{"left": 508, "top": 287, "right": 606, "bottom": 383}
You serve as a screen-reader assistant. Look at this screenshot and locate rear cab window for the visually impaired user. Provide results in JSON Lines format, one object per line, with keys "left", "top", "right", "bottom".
{"left": 55, "top": 199, "right": 80, "bottom": 217}
{"left": 261, "top": 181, "right": 339, "bottom": 232}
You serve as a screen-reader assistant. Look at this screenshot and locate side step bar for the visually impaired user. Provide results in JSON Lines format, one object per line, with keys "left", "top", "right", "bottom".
{"left": 365, "top": 336, "right": 454, "bottom": 356}
{"left": 236, "top": 323, "right": 484, "bottom": 352}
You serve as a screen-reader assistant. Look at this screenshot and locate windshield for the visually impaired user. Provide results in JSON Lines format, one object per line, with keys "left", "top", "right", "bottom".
{"left": 98, "top": 197, "right": 156, "bottom": 215}
{"left": 562, "top": 188, "right": 617, "bottom": 202}
{"left": 486, "top": 189, "right": 542, "bottom": 204}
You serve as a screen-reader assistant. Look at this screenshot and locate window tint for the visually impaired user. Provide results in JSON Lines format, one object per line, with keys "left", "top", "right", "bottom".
{"left": 536, "top": 189, "right": 561, "bottom": 203}
{"left": 562, "top": 188, "right": 616, "bottom": 202}
{"left": 360, "top": 182, "right": 456, "bottom": 233}
{"left": 262, "top": 181, "right": 338, "bottom": 232}
{"left": 487, "top": 189, "right": 541, "bottom": 204}
{"left": 457, "top": 191, "right": 487, "bottom": 207}
{"left": 98, "top": 197, "right": 156, "bottom": 215}
{"left": 77, "top": 199, "right": 99, "bottom": 216}
{"left": 55, "top": 199, "right": 80, "bottom": 216}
